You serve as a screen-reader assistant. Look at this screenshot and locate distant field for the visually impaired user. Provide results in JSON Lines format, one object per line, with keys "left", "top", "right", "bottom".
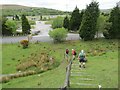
{"left": 2, "top": 39, "right": 118, "bottom": 88}
{"left": 1, "top": 4, "right": 69, "bottom": 16}
{"left": 0, "top": 4, "right": 29, "bottom": 9}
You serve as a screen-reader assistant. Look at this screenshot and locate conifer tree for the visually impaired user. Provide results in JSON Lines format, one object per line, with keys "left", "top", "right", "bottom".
{"left": 63, "top": 16, "right": 69, "bottom": 30}
{"left": 108, "top": 5, "right": 120, "bottom": 39}
{"left": 79, "top": 1, "right": 99, "bottom": 40}
{"left": 69, "top": 6, "right": 81, "bottom": 31}
{"left": 2, "top": 17, "right": 13, "bottom": 36}
{"left": 21, "top": 14, "right": 31, "bottom": 34}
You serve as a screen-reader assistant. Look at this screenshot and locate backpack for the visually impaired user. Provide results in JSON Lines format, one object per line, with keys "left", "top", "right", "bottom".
{"left": 66, "top": 49, "right": 69, "bottom": 54}
{"left": 74, "top": 51, "right": 77, "bottom": 55}
{"left": 79, "top": 52, "right": 85, "bottom": 58}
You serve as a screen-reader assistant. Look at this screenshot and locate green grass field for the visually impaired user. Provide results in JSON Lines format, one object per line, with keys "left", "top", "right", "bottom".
{"left": 2, "top": 39, "right": 118, "bottom": 88}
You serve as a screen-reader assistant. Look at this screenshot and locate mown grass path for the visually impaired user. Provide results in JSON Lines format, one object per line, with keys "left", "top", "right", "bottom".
{"left": 70, "top": 60, "right": 99, "bottom": 88}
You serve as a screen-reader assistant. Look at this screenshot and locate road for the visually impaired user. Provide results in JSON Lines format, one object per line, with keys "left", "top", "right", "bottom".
{"left": 2, "top": 21, "right": 80, "bottom": 43}
{"left": 2, "top": 34, "right": 80, "bottom": 43}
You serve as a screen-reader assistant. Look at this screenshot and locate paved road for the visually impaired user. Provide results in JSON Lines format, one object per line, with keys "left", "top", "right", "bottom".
{"left": 2, "top": 33, "right": 80, "bottom": 43}
{"left": 2, "top": 21, "right": 80, "bottom": 43}
{"left": 31, "top": 21, "right": 52, "bottom": 36}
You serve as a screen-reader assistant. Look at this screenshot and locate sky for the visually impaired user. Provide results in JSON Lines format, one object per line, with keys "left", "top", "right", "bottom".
{"left": 1, "top": 0, "right": 120, "bottom": 11}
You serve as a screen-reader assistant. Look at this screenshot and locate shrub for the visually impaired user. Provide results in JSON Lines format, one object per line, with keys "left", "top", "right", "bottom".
{"left": 5, "top": 19, "right": 17, "bottom": 34}
{"left": 13, "top": 74, "right": 20, "bottom": 78}
{"left": 1, "top": 76, "right": 10, "bottom": 83}
{"left": 52, "top": 16, "right": 64, "bottom": 29}
{"left": 20, "top": 40, "right": 29, "bottom": 49}
{"left": 29, "top": 20, "right": 36, "bottom": 25}
{"left": 49, "top": 28, "right": 68, "bottom": 42}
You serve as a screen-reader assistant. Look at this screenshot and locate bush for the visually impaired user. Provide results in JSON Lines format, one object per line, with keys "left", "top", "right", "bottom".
{"left": 52, "top": 16, "right": 64, "bottom": 29}
{"left": 20, "top": 40, "right": 29, "bottom": 49}
{"left": 29, "top": 20, "right": 36, "bottom": 25}
{"left": 49, "top": 28, "right": 68, "bottom": 42}
{"left": 1, "top": 76, "right": 10, "bottom": 83}
{"left": 5, "top": 19, "right": 17, "bottom": 34}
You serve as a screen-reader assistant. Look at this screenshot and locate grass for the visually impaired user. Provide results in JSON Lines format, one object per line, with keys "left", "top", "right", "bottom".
{"left": 2, "top": 42, "right": 64, "bottom": 74}
{"left": 70, "top": 51, "right": 118, "bottom": 88}
{"left": 2, "top": 60, "right": 67, "bottom": 88}
{"left": 2, "top": 39, "right": 118, "bottom": 88}
{"left": 45, "top": 20, "right": 53, "bottom": 25}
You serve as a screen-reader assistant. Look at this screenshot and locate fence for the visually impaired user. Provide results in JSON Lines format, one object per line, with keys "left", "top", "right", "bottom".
{"left": 59, "top": 59, "right": 73, "bottom": 90}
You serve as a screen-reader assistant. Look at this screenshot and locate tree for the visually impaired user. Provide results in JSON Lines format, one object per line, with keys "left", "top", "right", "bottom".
{"left": 104, "top": 5, "right": 120, "bottom": 39}
{"left": 21, "top": 14, "right": 31, "bottom": 34}
{"left": 63, "top": 16, "right": 69, "bottom": 30}
{"left": 5, "top": 20, "right": 17, "bottom": 34}
{"left": 103, "top": 22, "right": 112, "bottom": 39}
{"left": 52, "top": 16, "right": 63, "bottom": 29}
{"left": 49, "top": 28, "right": 68, "bottom": 42}
{"left": 69, "top": 6, "right": 81, "bottom": 31}
{"left": 1, "top": 17, "right": 13, "bottom": 36}
{"left": 15, "top": 15, "right": 19, "bottom": 20}
{"left": 79, "top": 1, "right": 100, "bottom": 40}
{"left": 96, "top": 14, "right": 109, "bottom": 38}
{"left": 40, "top": 15, "right": 42, "bottom": 20}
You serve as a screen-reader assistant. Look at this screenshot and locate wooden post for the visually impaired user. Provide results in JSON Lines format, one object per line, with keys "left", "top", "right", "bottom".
{"left": 59, "top": 59, "right": 73, "bottom": 90}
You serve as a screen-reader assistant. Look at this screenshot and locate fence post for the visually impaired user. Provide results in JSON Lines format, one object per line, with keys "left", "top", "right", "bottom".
{"left": 59, "top": 59, "right": 73, "bottom": 90}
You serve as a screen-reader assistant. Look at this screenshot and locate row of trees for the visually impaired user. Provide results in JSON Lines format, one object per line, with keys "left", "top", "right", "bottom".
{"left": 2, "top": 14, "right": 31, "bottom": 36}
{"left": 63, "top": 1, "right": 120, "bottom": 41}
{"left": 63, "top": 7, "right": 84, "bottom": 31}
{"left": 62, "top": 1, "right": 99, "bottom": 41}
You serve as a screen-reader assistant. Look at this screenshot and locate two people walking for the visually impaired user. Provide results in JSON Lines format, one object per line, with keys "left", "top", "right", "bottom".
{"left": 64, "top": 49, "right": 77, "bottom": 62}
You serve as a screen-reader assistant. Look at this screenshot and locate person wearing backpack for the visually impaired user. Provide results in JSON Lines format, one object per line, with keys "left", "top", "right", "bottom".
{"left": 64, "top": 49, "right": 69, "bottom": 62}
{"left": 72, "top": 49, "right": 77, "bottom": 60}
{"left": 78, "top": 50, "right": 86, "bottom": 68}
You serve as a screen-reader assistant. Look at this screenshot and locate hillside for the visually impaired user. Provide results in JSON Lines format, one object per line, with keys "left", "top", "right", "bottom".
{"left": 1, "top": 4, "right": 113, "bottom": 16}
{"left": 0, "top": 4, "right": 29, "bottom": 9}
{"left": 1, "top": 4, "right": 70, "bottom": 16}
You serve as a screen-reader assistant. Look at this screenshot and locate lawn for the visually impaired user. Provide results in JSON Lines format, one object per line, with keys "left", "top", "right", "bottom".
{"left": 2, "top": 39, "right": 118, "bottom": 88}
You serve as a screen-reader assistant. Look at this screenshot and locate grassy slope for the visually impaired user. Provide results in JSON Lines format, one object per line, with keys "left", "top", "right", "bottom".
{"left": 0, "top": 4, "right": 29, "bottom": 9}
{"left": 2, "top": 39, "right": 118, "bottom": 88}
{"left": 2, "top": 60, "right": 67, "bottom": 88}
{"left": 2, "top": 42, "right": 65, "bottom": 74}
{"left": 1, "top": 4, "right": 66, "bottom": 16}
{"left": 70, "top": 51, "right": 118, "bottom": 88}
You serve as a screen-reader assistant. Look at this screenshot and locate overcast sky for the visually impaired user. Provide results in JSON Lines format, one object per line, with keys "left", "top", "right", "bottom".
{"left": 1, "top": 0, "right": 119, "bottom": 11}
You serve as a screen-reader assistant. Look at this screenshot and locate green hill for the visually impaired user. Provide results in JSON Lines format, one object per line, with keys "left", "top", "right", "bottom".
{"left": 1, "top": 4, "right": 70, "bottom": 16}
{"left": 0, "top": 4, "right": 29, "bottom": 9}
